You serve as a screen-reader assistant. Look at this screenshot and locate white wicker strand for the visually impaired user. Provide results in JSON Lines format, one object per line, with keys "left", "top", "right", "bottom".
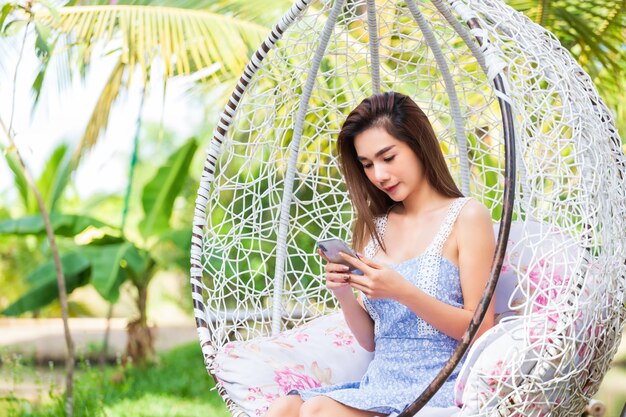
{"left": 365, "top": 0, "right": 381, "bottom": 94}
{"left": 405, "top": 0, "right": 471, "bottom": 196}
{"left": 270, "top": 0, "right": 347, "bottom": 336}
{"left": 430, "top": 0, "right": 487, "bottom": 72}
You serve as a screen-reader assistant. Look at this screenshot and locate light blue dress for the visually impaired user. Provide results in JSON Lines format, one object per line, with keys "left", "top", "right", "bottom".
{"left": 289, "top": 198, "right": 470, "bottom": 415}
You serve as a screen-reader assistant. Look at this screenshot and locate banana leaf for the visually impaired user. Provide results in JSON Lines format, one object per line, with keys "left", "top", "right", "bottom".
{"left": 138, "top": 139, "right": 198, "bottom": 239}
{"left": 3, "top": 252, "right": 91, "bottom": 316}
{"left": 78, "top": 241, "right": 148, "bottom": 302}
{"left": 0, "top": 214, "right": 109, "bottom": 236}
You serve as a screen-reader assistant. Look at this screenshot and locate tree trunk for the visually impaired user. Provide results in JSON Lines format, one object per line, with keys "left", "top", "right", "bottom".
{"left": 99, "top": 302, "right": 114, "bottom": 368}
{"left": 0, "top": 118, "right": 75, "bottom": 416}
{"left": 2, "top": 9, "right": 74, "bottom": 413}
{"left": 124, "top": 282, "right": 155, "bottom": 365}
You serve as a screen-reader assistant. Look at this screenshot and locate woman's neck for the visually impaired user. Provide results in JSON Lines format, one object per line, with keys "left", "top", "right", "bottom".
{"left": 399, "top": 185, "right": 451, "bottom": 218}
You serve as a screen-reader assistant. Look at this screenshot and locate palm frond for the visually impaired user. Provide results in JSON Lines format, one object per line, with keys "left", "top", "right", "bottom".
{"left": 75, "top": 0, "right": 296, "bottom": 26}
{"left": 537, "top": 0, "right": 550, "bottom": 25}
{"left": 72, "top": 55, "right": 125, "bottom": 162}
{"left": 553, "top": 8, "right": 620, "bottom": 73}
{"left": 204, "top": 0, "right": 295, "bottom": 27}
{"left": 27, "top": 4, "right": 272, "bottom": 163}
{"left": 37, "top": 142, "right": 71, "bottom": 213}
{"left": 35, "top": 5, "right": 269, "bottom": 79}
{"left": 597, "top": 0, "right": 626, "bottom": 36}
{"left": 506, "top": 0, "right": 542, "bottom": 17}
{"left": 77, "top": 0, "right": 217, "bottom": 8}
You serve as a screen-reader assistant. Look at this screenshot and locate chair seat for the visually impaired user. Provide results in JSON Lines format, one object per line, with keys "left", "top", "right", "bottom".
{"left": 213, "top": 312, "right": 374, "bottom": 417}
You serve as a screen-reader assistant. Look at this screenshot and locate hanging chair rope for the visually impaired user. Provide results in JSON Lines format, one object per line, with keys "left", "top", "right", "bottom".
{"left": 365, "top": 0, "right": 381, "bottom": 94}
{"left": 396, "top": 7, "right": 517, "bottom": 413}
{"left": 405, "top": 0, "right": 471, "bottom": 196}
{"left": 431, "top": 0, "right": 532, "bottom": 211}
{"left": 271, "top": 0, "right": 347, "bottom": 335}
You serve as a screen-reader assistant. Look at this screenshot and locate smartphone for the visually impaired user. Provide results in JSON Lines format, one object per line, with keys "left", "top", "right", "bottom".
{"left": 317, "top": 237, "right": 364, "bottom": 275}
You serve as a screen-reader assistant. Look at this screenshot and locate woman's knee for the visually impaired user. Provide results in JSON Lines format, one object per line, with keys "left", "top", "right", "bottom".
{"left": 300, "top": 396, "right": 335, "bottom": 417}
{"left": 265, "top": 394, "right": 303, "bottom": 417}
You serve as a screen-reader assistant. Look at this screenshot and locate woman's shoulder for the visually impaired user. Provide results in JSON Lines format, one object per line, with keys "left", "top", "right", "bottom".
{"left": 459, "top": 197, "right": 491, "bottom": 216}
{"left": 456, "top": 198, "right": 494, "bottom": 235}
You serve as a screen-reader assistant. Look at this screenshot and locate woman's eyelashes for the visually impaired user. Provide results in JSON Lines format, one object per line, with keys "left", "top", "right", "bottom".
{"left": 362, "top": 155, "right": 396, "bottom": 169}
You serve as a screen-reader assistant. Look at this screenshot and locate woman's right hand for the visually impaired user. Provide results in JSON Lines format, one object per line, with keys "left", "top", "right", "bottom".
{"left": 317, "top": 248, "right": 354, "bottom": 299}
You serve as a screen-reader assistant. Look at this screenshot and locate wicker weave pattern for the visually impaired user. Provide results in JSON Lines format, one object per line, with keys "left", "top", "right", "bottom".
{"left": 190, "top": 0, "right": 626, "bottom": 415}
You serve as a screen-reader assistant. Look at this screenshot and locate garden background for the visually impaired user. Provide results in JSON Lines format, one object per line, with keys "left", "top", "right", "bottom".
{"left": 0, "top": 0, "right": 625, "bottom": 416}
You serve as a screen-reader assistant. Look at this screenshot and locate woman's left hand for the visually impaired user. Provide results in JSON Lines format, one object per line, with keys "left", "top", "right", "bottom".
{"left": 338, "top": 252, "right": 410, "bottom": 300}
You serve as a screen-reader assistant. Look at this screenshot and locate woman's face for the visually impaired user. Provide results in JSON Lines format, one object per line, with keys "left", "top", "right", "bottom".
{"left": 353, "top": 126, "right": 426, "bottom": 201}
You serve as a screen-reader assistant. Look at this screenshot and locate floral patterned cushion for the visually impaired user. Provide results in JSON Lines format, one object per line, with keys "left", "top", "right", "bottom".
{"left": 455, "top": 319, "right": 534, "bottom": 413}
{"left": 455, "top": 316, "right": 589, "bottom": 415}
{"left": 213, "top": 312, "right": 374, "bottom": 417}
{"left": 492, "top": 221, "right": 527, "bottom": 323}
{"left": 492, "top": 221, "right": 582, "bottom": 323}
{"left": 454, "top": 221, "right": 587, "bottom": 412}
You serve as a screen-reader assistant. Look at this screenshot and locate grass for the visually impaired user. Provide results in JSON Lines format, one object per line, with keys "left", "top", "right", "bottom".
{"left": 0, "top": 343, "right": 230, "bottom": 417}
{"left": 1, "top": 341, "right": 625, "bottom": 416}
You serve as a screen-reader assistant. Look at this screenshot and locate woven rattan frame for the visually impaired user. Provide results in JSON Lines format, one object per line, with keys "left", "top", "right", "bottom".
{"left": 190, "top": 0, "right": 626, "bottom": 416}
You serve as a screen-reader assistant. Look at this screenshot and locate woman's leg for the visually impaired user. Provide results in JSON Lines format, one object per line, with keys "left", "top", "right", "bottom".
{"left": 300, "top": 396, "right": 386, "bottom": 417}
{"left": 264, "top": 394, "right": 304, "bottom": 417}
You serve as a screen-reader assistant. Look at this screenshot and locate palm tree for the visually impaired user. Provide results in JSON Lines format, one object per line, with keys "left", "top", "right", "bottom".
{"left": 6, "top": 0, "right": 621, "bottom": 169}
{"left": 29, "top": 0, "right": 293, "bottom": 165}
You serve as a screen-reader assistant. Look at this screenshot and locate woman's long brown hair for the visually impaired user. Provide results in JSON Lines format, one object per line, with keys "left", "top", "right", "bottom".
{"left": 337, "top": 92, "right": 464, "bottom": 254}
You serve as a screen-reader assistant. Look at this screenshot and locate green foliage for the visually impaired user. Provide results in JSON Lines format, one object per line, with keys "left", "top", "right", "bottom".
{"left": 36, "top": 144, "right": 71, "bottom": 213}
{"left": 139, "top": 139, "right": 198, "bottom": 240}
{"left": 150, "top": 229, "right": 192, "bottom": 271}
{"left": 3, "top": 252, "right": 90, "bottom": 316}
{"left": 0, "top": 343, "right": 230, "bottom": 417}
{"left": 204, "top": 0, "right": 294, "bottom": 26}
{"left": 21, "top": 3, "right": 269, "bottom": 167}
{"left": 0, "top": 214, "right": 109, "bottom": 236}
{"left": 0, "top": 235, "right": 35, "bottom": 309}
{"left": 3, "top": 143, "right": 73, "bottom": 214}
{"left": 0, "top": 139, "right": 198, "bottom": 317}
{"left": 0, "top": 2, "right": 17, "bottom": 34}
{"left": 77, "top": 242, "right": 145, "bottom": 302}
{"left": 0, "top": 109, "right": 113, "bottom": 319}
{"left": 4, "top": 153, "right": 32, "bottom": 213}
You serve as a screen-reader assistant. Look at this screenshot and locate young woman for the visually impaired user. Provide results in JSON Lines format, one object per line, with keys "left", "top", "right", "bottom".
{"left": 265, "top": 92, "right": 495, "bottom": 417}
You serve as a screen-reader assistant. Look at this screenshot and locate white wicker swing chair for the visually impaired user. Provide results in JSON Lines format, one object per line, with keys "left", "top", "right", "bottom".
{"left": 189, "top": 0, "right": 626, "bottom": 416}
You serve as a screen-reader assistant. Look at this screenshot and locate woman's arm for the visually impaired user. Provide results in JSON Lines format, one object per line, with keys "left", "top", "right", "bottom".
{"left": 395, "top": 200, "right": 496, "bottom": 340}
{"left": 336, "top": 291, "right": 376, "bottom": 352}
{"left": 318, "top": 248, "right": 376, "bottom": 352}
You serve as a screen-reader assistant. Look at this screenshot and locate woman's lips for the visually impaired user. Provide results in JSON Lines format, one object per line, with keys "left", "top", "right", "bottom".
{"left": 384, "top": 184, "right": 398, "bottom": 193}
